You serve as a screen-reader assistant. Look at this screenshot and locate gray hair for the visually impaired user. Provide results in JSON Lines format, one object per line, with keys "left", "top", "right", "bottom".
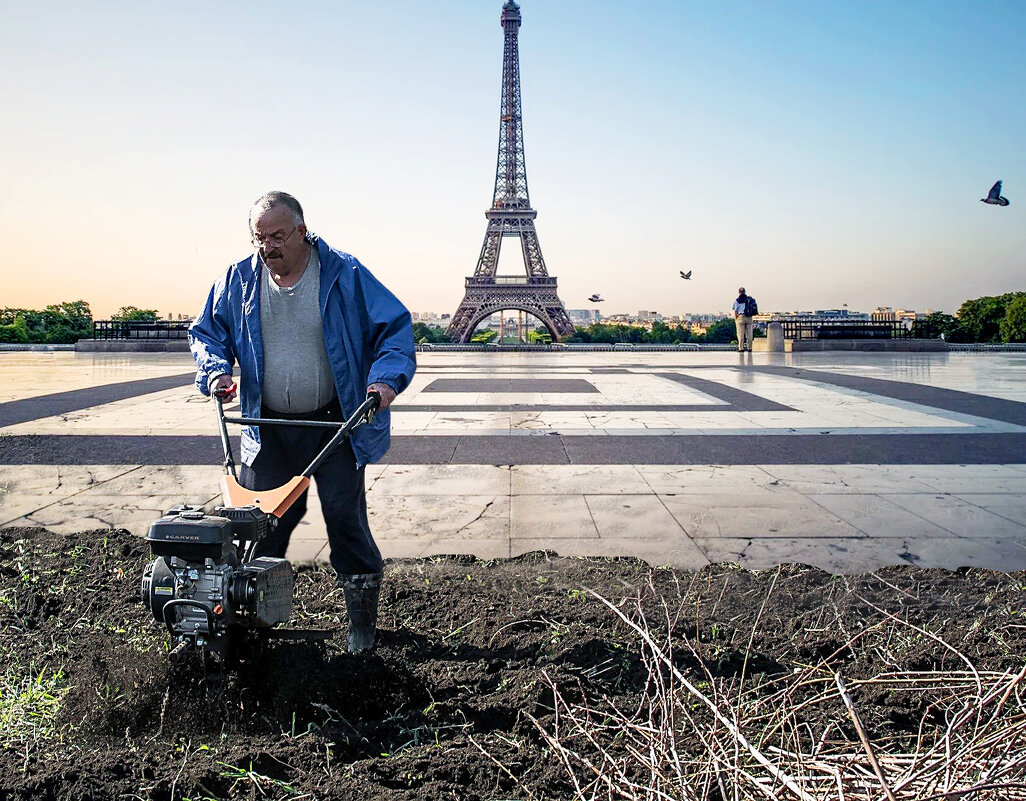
{"left": 249, "top": 191, "right": 305, "bottom": 232}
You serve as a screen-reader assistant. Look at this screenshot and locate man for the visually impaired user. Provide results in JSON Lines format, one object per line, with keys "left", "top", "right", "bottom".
{"left": 732, "top": 286, "right": 756, "bottom": 353}
{"left": 189, "top": 191, "right": 416, "bottom": 653}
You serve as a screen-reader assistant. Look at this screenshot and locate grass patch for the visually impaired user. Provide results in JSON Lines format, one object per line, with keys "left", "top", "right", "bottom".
{"left": 0, "top": 666, "right": 68, "bottom": 747}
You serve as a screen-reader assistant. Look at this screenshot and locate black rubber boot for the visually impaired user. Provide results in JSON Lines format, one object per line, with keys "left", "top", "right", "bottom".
{"left": 340, "top": 572, "right": 382, "bottom": 654}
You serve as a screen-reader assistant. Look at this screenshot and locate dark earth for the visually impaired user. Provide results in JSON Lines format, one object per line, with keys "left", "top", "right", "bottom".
{"left": 2, "top": 526, "right": 1025, "bottom": 800}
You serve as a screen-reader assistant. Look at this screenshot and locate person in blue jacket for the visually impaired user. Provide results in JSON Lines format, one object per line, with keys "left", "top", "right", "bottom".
{"left": 189, "top": 191, "right": 416, "bottom": 653}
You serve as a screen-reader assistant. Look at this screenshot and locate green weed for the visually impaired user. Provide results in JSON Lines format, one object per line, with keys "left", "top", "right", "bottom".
{"left": 0, "top": 666, "right": 68, "bottom": 746}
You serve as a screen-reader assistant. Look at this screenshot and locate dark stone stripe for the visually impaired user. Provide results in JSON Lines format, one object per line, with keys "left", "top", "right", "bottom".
{"left": 2, "top": 432, "right": 1024, "bottom": 466}
{"left": 0, "top": 373, "right": 196, "bottom": 428}
{"left": 398, "top": 370, "right": 794, "bottom": 412}
{"left": 0, "top": 434, "right": 224, "bottom": 465}
{"left": 654, "top": 372, "right": 792, "bottom": 411}
{"left": 751, "top": 366, "right": 1026, "bottom": 426}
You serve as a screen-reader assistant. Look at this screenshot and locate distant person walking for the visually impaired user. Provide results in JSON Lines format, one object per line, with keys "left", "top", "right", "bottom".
{"left": 732, "top": 287, "right": 757, "bottom": 352}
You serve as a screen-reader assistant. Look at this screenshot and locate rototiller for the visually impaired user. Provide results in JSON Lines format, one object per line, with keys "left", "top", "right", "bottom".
{"left": 140, "top": 384, "right": 381, "bottom": 690}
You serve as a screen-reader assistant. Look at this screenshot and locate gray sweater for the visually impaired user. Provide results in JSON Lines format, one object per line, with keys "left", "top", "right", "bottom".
{"left": 259, "top": 248, "right": 337, "bottom": 413}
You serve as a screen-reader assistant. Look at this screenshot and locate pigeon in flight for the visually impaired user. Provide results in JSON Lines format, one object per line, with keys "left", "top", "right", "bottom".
{"left": 981, "top": 180, "right": 1010, "bottom": 206}
{"left": 680, "top": 270, "right": 692, "bottom": 280}
{"left": 588, "top": 294, "right": 604, "bottom": 303}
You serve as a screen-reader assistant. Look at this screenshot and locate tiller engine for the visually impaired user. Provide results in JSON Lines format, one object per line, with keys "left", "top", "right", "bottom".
{"left": 141, "top": 384, "right": 380, "bottom": 692}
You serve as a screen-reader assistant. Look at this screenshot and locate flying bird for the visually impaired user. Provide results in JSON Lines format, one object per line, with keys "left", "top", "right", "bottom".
{"left": 981, "top": 180, "right": 1010, "bottom": 206}
{"left": 680, "top": 270, "right": 692, "bottom": 280}
{"left": 588, "top": 294, "right": 604, "bottom": 303}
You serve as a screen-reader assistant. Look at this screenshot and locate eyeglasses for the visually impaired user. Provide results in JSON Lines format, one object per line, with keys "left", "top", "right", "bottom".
{"left": 251, "top": 225, "right": 298, "bottom": 249}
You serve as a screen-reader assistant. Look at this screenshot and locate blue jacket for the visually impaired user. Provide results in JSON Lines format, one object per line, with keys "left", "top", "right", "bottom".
{"left": 188, "top": 236, "right": 416, "bottom": 468}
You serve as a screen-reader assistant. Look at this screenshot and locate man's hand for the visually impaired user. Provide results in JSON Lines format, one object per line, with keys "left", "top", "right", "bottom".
{"left": 212, "top": 374, "right": 237, "bottom": 403}
{"left": 367, "top": 382, "right": 395, "bottom": 410}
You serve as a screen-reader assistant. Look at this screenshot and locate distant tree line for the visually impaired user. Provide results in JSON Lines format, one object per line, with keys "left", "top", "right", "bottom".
{"left": 566, "top": 318, "right": 751, "bottom": 344}
{"left": 0, "top": 303, "right": 160, "bottom": 344}
{"left": 918, "top": 293, "right": 1026, "bottom": 343}
{"left": 0, "top": 301, "right": 93, "bottom": 344}
{"left": 412, "top": 322, "right": 450, "bottom": 343}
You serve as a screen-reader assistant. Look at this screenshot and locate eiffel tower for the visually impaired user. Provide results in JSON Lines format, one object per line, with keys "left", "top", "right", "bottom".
{"left": 447, "top": 0, "right": 574, "bottom": 343}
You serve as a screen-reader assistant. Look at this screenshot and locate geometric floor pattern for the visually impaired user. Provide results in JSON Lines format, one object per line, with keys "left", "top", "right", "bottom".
{"left": 2, "top": 349, "right": 1025, "bottom": 573}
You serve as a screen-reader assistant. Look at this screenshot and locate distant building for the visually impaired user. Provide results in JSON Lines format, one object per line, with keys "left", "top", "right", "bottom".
{"left": 567, "top": 308, "right": 601, "bottom": 324}
{"left": 774, "top": 309, "right": 870, "bottom": 322}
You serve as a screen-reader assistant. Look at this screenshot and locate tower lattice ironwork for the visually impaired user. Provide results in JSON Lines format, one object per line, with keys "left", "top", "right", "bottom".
{"left": 447, "top": 0, "right": 574, "bottom": 343}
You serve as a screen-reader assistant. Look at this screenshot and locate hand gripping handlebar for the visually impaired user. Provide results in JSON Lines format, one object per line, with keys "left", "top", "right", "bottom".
{"left": 213, "top": 388, "right": 382, "bottom": 517}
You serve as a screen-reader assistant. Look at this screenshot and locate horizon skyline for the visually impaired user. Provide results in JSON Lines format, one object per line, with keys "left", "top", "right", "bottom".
{"left": 88, "top": 298, "right": 947, "bottom": 323}
{"left": 2, "top": 1, "right": 1023, "bottom": 322}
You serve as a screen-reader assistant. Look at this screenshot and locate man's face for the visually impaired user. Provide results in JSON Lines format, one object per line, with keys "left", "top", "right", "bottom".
{"left": 251, "top": 205, "right": 307, "bottom": 269}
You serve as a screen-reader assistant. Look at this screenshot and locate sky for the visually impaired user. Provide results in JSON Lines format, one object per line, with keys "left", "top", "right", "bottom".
{"left": 1, "top": 0, "right": 1023, "bottom": 321}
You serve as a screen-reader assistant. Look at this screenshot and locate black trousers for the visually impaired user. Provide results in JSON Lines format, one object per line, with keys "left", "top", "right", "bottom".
{"left": 240, "top": 400, "right": 383, "bottom": 577}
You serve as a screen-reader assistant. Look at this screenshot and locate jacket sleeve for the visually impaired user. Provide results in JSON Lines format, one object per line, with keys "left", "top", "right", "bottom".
{"left": 355, "top": 263, "right": 416, "bottom": 395}
{"left": 188, "top": 272, "right": 236, "bottom": 396}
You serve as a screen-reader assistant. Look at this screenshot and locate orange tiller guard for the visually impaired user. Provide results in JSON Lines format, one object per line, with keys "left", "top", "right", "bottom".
{"left": 213, "top": 383, "right": 381, "bottom": 517}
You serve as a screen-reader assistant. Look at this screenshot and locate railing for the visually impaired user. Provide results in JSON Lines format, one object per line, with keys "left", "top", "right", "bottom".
{"left": 465, "top": 275, "right": 558, "bottom": 287}
{"left": 775, "top": 319, "right": 918, "bottom": 340}
{"left": 92, "top": 320, "right": 191, "bottom": 340}
{"left": 415, "top": 342, "right": 737, "bottom": 352}
{"left": 948, "top": 342, "right": 1026, "bottom": 352}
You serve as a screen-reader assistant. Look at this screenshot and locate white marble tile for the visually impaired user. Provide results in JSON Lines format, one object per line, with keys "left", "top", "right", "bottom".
{"left": 898, "top": 464, "right": 1026, "bottom": 494}
{"left": 901, "top": 464, "right": 1026, "bottom": 479}
{"left": 693, "top": 536, "right": 907, "bottom": 574}
{"left": 656, "top": 413, "right": 756, "bottom": 429}
{"left": 637, "top": 465, "right": 788, "bottom": 496}
{"left": 807, "top": 493, "right": 953, "bottom": 537}
{"left": 510, "top": 494, "right": 598, "bottom": 539}
{"left": 511, "top": 412, "right": 600, "bottom": 431}
{"left": 371, "top": 465, "right": 509, "bottom": 496}
{"left": 86, "top": 465, "right": 225, "bottom": 497}
{"left": 759, "top": 464, "right": 938, "bottom": 494}
{"left": 894, "top": 537, "right": 1026, "bottom": 572}
{"left": 285, "top": 539, "right": 328, "bottom": 563}
{"left": 381, "top": 537, "right": 509, "bottom": 561}
{"left": 5, "top": 493, "right": 217, "bottom": 535}
{"left": 368, "top": 494, "right": 510, "bottom": 540}
{"left": 510, "top": 465, "right": 650, "bottom": 495}
{"left": 389, "top": 411, "right": 438, "bottom": 432}
{"left": 584, "top": 494, "right": 676, "bottom": 535}
{"left": 0, "top": 465, "right": 142, "bottom": 524}
{"left": 365, "top": 463, "right": 388, "bottom": 482}
{"left": 422, "top": 412, "right": 511, "bottom": 431}
{"left": 951, "top": 494, "right": 1026, "bottom": 526}
{"left": 661, "top": 494, "right": 862, "bottom": 539}
{"left": 579, "top": 412, "right": 675, "bottom": 430}
{"left": 575, "top": 536, "right": 710, "bottom": 568}
{"left": 882, "top": 494, "right": 1026, "bottom": 538}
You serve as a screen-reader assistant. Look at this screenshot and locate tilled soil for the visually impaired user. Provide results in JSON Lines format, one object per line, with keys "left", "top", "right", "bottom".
{"left": 1, "top": 526, "right": 1025, "bottom": 800}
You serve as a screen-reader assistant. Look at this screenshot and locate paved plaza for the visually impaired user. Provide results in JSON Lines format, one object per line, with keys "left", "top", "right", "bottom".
{"left": 1, "top": 349, "right": 1025, "bottom": 573}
